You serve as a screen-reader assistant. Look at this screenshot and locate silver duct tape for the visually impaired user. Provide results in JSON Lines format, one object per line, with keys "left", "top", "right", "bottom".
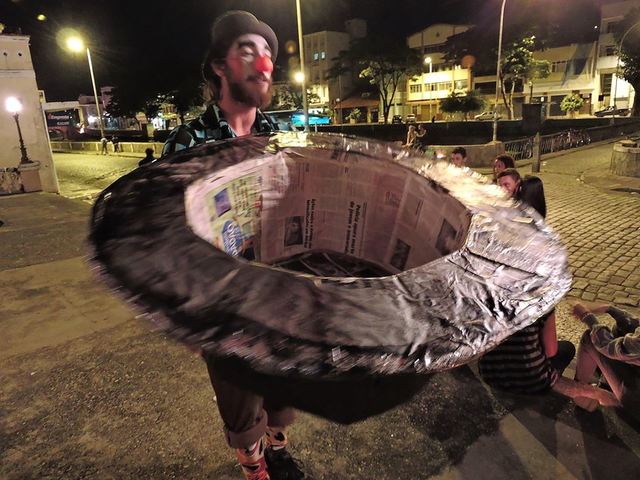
{"left": 89, "top": 132, "right": 571, "bottom": 379}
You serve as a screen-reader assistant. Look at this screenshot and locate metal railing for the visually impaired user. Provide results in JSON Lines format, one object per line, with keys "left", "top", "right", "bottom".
{"left": 504, "top": 121, "right": 640, "bottom": 161}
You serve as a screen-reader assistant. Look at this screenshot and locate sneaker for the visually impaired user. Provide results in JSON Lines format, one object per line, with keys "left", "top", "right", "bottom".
{"left": 265, "top": 447, "right": 305, "bottom": 480}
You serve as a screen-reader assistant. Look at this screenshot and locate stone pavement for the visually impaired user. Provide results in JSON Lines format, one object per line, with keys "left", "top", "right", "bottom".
{"left": 1, "top": 143, "right": 640, "bottom": 479}
{"left": 532, "top": 143, "right": 640, "bottom": 309}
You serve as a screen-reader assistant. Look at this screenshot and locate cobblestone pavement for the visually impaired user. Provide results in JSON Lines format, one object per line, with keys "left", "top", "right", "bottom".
{"left": 529, "top": 144, "right": 640, "bottom": 309}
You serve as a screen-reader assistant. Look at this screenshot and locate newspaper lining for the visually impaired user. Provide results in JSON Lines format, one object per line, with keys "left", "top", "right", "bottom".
{"left": 185, "top": 147, "right": 470, "bottom": 275}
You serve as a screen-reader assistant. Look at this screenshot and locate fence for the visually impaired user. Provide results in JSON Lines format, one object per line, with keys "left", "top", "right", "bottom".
{"left": 504, "top": 120, "right": 640, "bottom": 161}
{"left": 50, "top": 141, "right": 165, "bottom": 155}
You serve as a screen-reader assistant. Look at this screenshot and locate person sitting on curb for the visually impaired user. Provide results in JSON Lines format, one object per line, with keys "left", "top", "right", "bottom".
{"left": 450, "top": 146, "right": 467, "bottom": 167}
{"left": 572, "top": 302, "right": 640, "bottom": 416}
{"left": 492, "top": 154, "right": 515, "bottom": 183}
{"left": 496, "top": 168, "right": 522, "bottom": 197}
{"left": 403, "top": 125, "right": 417, "bottom": 148}
{"left": 138, "top": 148, "right": 156, "bottom": 167}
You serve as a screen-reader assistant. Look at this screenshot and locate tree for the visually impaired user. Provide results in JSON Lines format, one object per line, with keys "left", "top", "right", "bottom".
{"left": 560, "top": 93, "right": 584, "bottom": 117}
{"left": 615, "top": 8, "right": 640, "bottom": 116}
{"left": 500, "top": 36, "right": 550, "bottom": 119}
{"left": 269, "top": 85, "right": 321, "bottom": 111}
{"left": 106, "top": 86, "right": 143, "bottom": 119}
{"left": 328, "top": 36, "right": 423, "bottom": 123}
{"left": 439, "top": 91, "right": 485, "bottom": 120}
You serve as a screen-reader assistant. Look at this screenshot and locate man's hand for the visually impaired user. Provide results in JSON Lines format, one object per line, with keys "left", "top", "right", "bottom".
{"left": 572, "top": 302, "right": 600, "bottom": 328}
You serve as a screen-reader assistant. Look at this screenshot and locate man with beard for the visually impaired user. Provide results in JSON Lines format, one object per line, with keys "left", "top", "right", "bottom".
{"left": 163, "top": 12, "right": 304, "bottom": 480}
{"left": 162, "top": 11, "right": 276, "bottom": 156}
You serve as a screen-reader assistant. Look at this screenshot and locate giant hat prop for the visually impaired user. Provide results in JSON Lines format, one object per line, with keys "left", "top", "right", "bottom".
{"left": 89, "top": 132, "right": 571, "bottom": 423}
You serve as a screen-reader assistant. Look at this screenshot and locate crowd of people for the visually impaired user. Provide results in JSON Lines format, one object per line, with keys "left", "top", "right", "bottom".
{"left": 482, "top": 152, "right": 639, "bottom": 417}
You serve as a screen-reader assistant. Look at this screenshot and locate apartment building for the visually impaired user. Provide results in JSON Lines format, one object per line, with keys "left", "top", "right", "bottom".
{"left": 302, "top": 19, "right": 366, "bottom": 114}
{"left": 405, "top": 24, "right": 472, "bottom": 121}
{"left": 592, "top": 0, "right": 639, "bottom": 111}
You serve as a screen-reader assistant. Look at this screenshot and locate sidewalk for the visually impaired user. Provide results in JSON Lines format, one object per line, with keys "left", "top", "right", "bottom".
{"left": 1, "top": 147, "right": 640, "bottom": 479}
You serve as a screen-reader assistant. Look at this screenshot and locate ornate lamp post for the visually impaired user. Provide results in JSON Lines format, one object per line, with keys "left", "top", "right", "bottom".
{"left": 5, "top": 96, "right": 33, "bottom": 165}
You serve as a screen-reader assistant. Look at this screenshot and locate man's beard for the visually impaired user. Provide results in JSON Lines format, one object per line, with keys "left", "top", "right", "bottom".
{"left": 228, "top": 75, "right": 273, "bottom": 109}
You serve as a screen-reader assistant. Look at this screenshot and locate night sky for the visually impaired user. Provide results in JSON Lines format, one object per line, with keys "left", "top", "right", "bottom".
{"left": 2, "top": 0, "right": 608, "bottom": 101}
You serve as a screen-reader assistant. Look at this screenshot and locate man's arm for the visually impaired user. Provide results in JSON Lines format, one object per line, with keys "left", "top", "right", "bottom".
{"left": 574, "top": 302, "right": 640, "bottom": 366}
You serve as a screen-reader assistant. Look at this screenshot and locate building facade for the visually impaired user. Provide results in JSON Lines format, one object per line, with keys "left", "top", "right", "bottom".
{"left": 405, "top": 24, "right": 472, "bottom": 121}
{"left": 302, "top": 19, "right": 367, "bottom": 122}
{"left": 593, "top": 0, "right": 639, "bottom": 111}
{"left": 0, "top": 34, "right": 58, "bottom": 193}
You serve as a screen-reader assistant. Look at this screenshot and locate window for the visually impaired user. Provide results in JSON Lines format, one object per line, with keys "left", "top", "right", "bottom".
{"left": 601, "top": 73, "right": 613, "bottom": 94}
{"left": 454, "top": 79, "right": 468, "bottom": 90}
{"left": 573, "top": 58, "right": 587, "bottom": 75}
{"left": 313, "top": 52, "right": 319, "bottom": 61}
{"left": 424, "top": 83, "right": 437, "bottom": 91}
{"left": 320, "top": 51, "right": 326, "bottom": 60}
{"left": 600, "top": 45, "right": 617, "bottom": 57}
{"left": 437, "top": 82, "right": 452, "bottom": 91}
{"left": 606, "top": 21, "right": 619, "bottom": 34}
{"left": 551, "top": 61, "right": 567, "bottom": 73}
{"left": 409, "top": 84, "right": 422, "bottom": 93}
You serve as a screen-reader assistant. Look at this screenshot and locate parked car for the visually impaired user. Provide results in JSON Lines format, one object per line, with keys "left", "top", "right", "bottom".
{"left": 474, "top": 111, "right": 501, "bottom": 121}
{"left": 594, "top": 106, "right": 629, "bottom": 117}
{"left": 47, "top": 128, "right": 65, "bottom": 140}
{"left": 405, "top": 113, "right": 417, "bottom": 123}
{"left": 391, "top": 115, "right": 403, "bottom": 124}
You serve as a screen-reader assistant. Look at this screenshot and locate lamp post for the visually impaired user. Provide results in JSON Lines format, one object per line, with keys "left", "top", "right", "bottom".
{"left": 612, "top": 19, "right": 640, "bottom": 120}
{"left": 424, "top": 56, "right": 433, "bottom": 120}
{"left": 295, "top": 0, "right": 309, "bottom": 132}
{"left": 492, "top": 0, "right": 507, "bottom": 142}
{"left": 65, "top": 36, "right": 105, "bottom": 137}
{"left": 5, "top": 97, "right": 33, "bottom": 165}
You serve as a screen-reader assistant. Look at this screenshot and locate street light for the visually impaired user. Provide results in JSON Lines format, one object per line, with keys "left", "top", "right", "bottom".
{"left": 5, "top": 96, "right": 33, "bottom": 165}
{"left": 64, "top": 35, "right": 105, "bottom": 137}
{"left": 424, "top": 56, "right": 433, "bottom": 73}
{"left": 492, "top": 0, "right": 507, "bottom": 142}
{"left": 295, "top": 0, "right": 309, "bottom": 132}
{"left": 612, "top": 19, "right": 640, "bottom": 120}
{"left": 424, "top": 56, "right": 433, "bottom": 120}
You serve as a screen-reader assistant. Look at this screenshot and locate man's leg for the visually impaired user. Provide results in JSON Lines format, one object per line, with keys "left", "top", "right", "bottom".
{"left": 205, "top": 357, "right": 269, "bottom": 480}
{"left": 264, "top": 401, "right": 304, "bottom": 479}
{"left": 549, "top": 340, "right": 575, "bottom": 375}
{"left": 575, "top": 331, "right": 627, "bottom": 402}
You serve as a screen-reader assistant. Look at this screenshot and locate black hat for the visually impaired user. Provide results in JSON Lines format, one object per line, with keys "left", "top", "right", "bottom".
{"left": 203, "top": 11, "right": 278, "bottom": 81}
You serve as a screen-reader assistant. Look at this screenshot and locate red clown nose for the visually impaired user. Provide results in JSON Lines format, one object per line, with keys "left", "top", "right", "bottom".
{"left": 255, "top": 55, "right": 273, "bottom": 74}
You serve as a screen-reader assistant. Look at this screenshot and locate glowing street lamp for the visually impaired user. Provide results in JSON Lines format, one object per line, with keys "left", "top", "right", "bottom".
{"left": 294, "top": 71, "right": 305, "bottom": 84}
{"left": 424, "top": 56, "right": 433, "bottom": 74}
{"left": 5, "top": 96, "right": 33, "bottom": 165}
{"left": 64, "top": 35, "right": 105, "bottom": 137}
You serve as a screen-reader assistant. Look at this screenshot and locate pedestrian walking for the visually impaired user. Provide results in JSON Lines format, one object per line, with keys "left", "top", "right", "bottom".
{"left": 162, "top": 11, "right": 303, "bottom": 480}
{"left": 111, "top": 135, "right": 120, "bottom": 154}
{"left": 100, "top": 136, "right": 109, "bottom": 155}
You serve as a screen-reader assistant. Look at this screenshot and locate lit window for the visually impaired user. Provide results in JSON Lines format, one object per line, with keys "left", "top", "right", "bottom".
{"left": 313, "top": 52, "right": 319, "bottom": 61}
{"left": 321, "top": 51, "right": 326, "bottom": 59}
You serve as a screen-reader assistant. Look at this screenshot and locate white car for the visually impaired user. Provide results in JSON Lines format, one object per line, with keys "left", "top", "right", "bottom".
{"left": 474, "top": 111, "right": 501, "bottom": 121}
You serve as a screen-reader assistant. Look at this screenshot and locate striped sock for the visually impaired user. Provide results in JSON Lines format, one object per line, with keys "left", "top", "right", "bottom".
{"left": 265, "top": 426, "right": 288, "bottom": 451}
{"left": 235, "top": 437, "right": 269, "bottom": 480}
